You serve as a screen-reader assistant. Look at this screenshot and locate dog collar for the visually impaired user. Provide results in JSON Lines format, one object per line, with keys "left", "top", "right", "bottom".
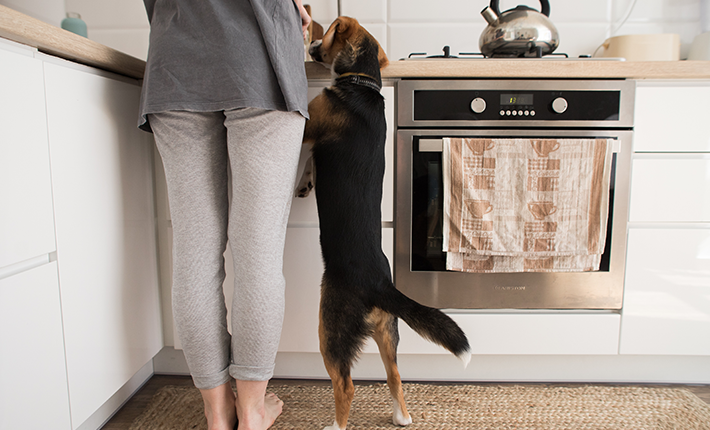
{"left": 336, "top": 72, "right": 382, "bottom": 92}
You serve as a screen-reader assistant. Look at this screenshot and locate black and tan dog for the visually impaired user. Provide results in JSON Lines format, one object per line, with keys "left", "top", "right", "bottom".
{"left": 299, "top": 17, "right": 471, "bottom": 430}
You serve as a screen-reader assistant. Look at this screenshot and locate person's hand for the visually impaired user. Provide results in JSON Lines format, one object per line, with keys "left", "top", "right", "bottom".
{"left": 293, "top": 0, "right": 311, "bottom": 40}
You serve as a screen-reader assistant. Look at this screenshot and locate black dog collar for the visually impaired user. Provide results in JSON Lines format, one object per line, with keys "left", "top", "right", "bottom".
{"left": 336, "top": 72, "right": 382, "bottom": 92}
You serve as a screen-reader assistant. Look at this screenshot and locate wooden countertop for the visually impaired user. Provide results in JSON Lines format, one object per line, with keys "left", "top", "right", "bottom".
{"left": 306, "top": 58, "right": 710, "bottom": 81}
{"left": 3, "top": 5, "right": 708, "bottom": 82}
{"left": 0, "top": 5, "right": 145, "bottom": 79}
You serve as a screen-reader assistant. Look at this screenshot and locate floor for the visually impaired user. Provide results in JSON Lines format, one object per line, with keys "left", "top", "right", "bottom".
{"left": 103, "top": 375, "right": 710, "bottom": 429}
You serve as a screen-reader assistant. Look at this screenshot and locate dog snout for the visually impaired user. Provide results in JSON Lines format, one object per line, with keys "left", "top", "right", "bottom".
{"left": 309, "top": 40, "right": 323, "bottom": 62}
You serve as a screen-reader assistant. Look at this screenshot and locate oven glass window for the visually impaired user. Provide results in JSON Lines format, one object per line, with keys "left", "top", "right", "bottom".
{"left": 410, "top": 137, "right": 616, "bottom": 272}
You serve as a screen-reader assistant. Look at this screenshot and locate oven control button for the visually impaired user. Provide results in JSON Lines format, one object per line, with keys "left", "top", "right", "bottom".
{"left": 524, "top": 110, "right": 530, "bottom": 116}
{"left": 470, "top": 97, "right": 486, "bottom": 114}
{"left": 552, "top": 97, "right": 568, "bottom": 114}
{"left": 500, "top": 110, "right": 505, "bottom": 116}
{"left": 530, "top": 110, "right": 536, "bottom": 116}
{"left": 506, "top": 110, "right": 512, "bottom": 116}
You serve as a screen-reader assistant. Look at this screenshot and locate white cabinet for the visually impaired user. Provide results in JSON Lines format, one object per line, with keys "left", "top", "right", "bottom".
{"left": 634, "top": 82, "right": 710, "bottom": 152}
{"left": 0, "top": 263, "right": 71, "bottom": 430}
{"left": 43, "top": 60, "right": 162, "bottom": 428}
{"left": 0, "top": 45, "right": 56, "bottom": 269}
{"left": 621, "top": 228, "right": 710, "bottom": 355}
{"left": 276, "top": 83, "right": 396, "bottom": 354}
{"left": 629, "top": 157, "right": 710, "bottom": 223}
{"left": 621, "top": 80, "right": 710, "bottom": 357}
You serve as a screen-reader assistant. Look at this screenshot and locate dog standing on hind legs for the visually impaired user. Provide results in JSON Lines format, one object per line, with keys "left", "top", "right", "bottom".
{"left": 298, "top": 16, "right": 472, "bottom": 430}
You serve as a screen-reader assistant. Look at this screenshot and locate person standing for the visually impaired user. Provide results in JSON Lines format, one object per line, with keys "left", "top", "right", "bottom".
{"left": 138, "top": 1, "right": 311, "bottom": 429}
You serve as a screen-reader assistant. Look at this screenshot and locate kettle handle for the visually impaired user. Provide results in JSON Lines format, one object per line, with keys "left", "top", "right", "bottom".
{"left": 489, "top": 0, "right": 550, "bottom": 17}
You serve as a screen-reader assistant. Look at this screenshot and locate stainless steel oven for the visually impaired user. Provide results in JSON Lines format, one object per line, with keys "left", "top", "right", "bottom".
{"left": 395, "top": 79, "right": 635, "bottom": 310}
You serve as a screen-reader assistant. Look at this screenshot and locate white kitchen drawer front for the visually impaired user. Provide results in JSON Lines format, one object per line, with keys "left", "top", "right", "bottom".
{"left": 629, "top": 157, "right": 710, "bottom": 223}
{"left": 280, "top": 227, "right": 394, "bottom": 353}
{"left": 0, "top": 262, "right": 71, "bottom": 430}
{"left": 621, "top": 228, "right": 710, "bottom": 355}
{"left": 0, "top": 47, "right": 56, "bottom": 269}
{"left": 289, "top": 85, "right": 394, "bottom": 225}
{"left": 44, "top": 62, "right": 163, "bottom": 428}
{"left": 634, "top": 82, "right": 710, "bottom": 153}
{"left": 367, "top": 312, "right": 621, "bottom": 356}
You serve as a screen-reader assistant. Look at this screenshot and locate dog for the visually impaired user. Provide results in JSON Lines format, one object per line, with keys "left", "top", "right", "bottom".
{"left": 298, "top": 17, "right": 472, "bottom": 430}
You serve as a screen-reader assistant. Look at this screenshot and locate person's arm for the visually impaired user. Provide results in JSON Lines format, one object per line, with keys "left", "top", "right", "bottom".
{"left": 292, "top": 0, "right": 311, "bottom": 40}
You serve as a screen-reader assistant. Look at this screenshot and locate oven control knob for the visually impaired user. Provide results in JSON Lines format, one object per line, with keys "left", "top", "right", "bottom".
{"left": 552, "top": 97, "right": 568, "bottom": 114}
{"left": 470, "top": 97, "right": 486, "bottom": 114}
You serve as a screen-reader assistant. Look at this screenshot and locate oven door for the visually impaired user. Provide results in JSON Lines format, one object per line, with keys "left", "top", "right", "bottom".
{"left": 395, "top": 129, "right": 633, "bottom": 310}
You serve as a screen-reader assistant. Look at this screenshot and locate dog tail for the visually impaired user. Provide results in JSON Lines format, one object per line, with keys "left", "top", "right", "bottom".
{"left": 379, "top": 285, "right": 472, "bottom": 368}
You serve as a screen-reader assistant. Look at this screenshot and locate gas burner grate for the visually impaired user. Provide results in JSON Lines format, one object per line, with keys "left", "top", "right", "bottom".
{"left": 403, "top": 45, "right": 572, "bottom": 60}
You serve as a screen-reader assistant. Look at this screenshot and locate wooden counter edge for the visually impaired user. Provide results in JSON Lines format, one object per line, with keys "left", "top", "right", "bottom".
{"left": 305, "top": 59, "right": 710, "bottom": 80}
{"left": 0, "top": 5, "right": 145, "bottom": 80}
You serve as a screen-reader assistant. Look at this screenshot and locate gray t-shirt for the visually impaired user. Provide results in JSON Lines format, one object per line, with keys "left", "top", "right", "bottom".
{"left": 139, "top": 0, "right": 309, "bottom": 132}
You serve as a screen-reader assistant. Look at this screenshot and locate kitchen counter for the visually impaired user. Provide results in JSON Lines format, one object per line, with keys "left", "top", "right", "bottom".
{"left": 306, "top": 58, "right": 710, "bottom": 80}
{"left": 3, "top": 5, "right": 709, "bottom": 82}
{"left": 0, "top": 5, "right": 144, "bottom": 79}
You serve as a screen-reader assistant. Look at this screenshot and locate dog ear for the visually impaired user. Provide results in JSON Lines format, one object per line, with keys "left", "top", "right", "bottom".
{"left": 378, "top": 45, "right": 389, "bottom": 69}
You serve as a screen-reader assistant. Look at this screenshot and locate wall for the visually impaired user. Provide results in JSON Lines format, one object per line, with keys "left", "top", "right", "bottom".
{"left": 56, "top": 0, "right": 703, "bottom": 61}
{"left": 0, "top": 0, "right": 64, "bottom": 27}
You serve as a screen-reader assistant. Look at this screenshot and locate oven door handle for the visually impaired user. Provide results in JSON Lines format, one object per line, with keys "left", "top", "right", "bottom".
{"left": 418, "top": 138, "right": 622, "bottom": 154}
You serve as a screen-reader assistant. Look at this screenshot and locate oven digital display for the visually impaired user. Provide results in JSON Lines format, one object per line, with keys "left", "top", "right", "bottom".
{"left": 500, "top": 93, "right": 533, "bottom": 106}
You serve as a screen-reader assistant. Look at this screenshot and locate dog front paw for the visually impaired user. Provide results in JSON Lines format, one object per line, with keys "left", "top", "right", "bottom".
{"left": 295, "top": 180, "right": 314, "bottom": 198}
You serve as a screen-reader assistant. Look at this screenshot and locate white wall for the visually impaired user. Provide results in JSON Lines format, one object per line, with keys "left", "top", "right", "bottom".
{"left": 2, "top": 0, "right": 703, "bottom": 60}
{"left": 0, "top": 0, "right": 64, "bottom": 27}
{"left": 56, "top": 0, "right": 703, "bottom": 61}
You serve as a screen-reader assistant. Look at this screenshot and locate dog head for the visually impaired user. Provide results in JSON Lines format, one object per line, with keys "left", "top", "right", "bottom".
{"left": 309, "top": 16, "right": 389, "bottom": 76}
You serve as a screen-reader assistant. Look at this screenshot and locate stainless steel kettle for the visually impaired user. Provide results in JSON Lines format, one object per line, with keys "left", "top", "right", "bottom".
{"left": 479, "top": 0, "right": 559, "bottom": 57}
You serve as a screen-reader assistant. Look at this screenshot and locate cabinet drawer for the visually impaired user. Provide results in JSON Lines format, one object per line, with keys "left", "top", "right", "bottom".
{"left": 634, "top": 83, "right": 710, "bottom": 152}
{"left": 620, "top": 228, "right": 710, "bottom": 355}
{"left": 289, "top": 86, "right": 394, "bottom": 225}
{"left": 0, "top": 263, "right": 71, "bottom": 429}
{"left": 0, "top": 48, "right": 56, "bottom": 268}
{"left": 629, "top": 158, "right": 710, "bottom": 223}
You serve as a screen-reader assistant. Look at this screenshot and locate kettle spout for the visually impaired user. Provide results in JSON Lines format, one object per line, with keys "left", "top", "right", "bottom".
{"left": 481, "top": 6, "right": 498, "bottom": 24}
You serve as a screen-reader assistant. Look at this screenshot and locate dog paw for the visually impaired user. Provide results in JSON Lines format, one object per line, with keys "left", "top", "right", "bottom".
{"left": 323, "top": 420, "right": 345, "bottom": 430}
{"left": 295, "top": 181, "right": 313, "bottom": 198}
{"left": 392, "top": 408, "right": 412, "bottom": 426}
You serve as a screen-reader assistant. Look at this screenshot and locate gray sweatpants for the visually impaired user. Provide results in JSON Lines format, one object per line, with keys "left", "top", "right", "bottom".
{"left": 150, "top": 108, "right": 305, "bottom": 389}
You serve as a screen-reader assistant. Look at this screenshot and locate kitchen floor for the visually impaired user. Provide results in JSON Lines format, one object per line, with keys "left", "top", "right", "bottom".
{"left": 103, "top": 375, "right": 710, "bottom": 429}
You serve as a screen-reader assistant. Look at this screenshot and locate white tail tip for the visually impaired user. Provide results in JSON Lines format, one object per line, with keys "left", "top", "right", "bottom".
{"left": 457, "top": 349, "right": 472, "bottom": 369}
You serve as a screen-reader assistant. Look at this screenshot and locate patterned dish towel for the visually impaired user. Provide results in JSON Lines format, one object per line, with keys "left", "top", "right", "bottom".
{"left": 442, "top": 137, "right": 613, "bottom": 273}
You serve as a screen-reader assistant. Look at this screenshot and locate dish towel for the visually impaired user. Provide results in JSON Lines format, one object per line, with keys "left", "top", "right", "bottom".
{"left": 442, "top": 137, "right": 613, "bottom": 273}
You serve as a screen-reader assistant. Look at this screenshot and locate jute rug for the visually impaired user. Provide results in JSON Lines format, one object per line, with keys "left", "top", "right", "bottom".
{"left": 129, "top": 383, "right": 710, "bottom": 429}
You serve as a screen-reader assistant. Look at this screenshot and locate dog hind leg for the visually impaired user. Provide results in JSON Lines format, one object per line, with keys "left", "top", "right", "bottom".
{"left": 370, "top": 309, "right": 412, "bottom": 426}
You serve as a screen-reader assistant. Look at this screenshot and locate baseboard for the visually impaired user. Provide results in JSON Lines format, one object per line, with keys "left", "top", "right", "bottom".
{"left": 75, "top": 359, "right": 154, "bottom": 430}
{"left": 152, "top": 347, "right": 710, "bottom": 384}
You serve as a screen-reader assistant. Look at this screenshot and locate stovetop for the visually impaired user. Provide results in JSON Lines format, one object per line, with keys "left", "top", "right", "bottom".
{"left": 400, "top": 46, "right": 625, "bottom": 61}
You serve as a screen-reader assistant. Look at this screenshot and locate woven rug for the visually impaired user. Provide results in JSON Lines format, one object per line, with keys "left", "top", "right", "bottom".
{"left": 129, "top": 383, "right": 710, "bottom": 430}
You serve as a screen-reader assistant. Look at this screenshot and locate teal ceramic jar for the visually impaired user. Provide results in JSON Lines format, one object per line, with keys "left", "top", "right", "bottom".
{"left": 61, "top": 12, "right": 87, "bottom": 38}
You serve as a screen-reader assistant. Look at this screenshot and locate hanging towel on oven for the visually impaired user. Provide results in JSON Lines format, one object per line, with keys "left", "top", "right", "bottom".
{"left": 442, "top": 137, "right": 613, "bottom": 273}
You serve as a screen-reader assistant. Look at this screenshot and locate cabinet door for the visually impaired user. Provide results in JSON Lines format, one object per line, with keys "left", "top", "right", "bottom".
{"left": 634, "top": 82, "right": 710, "bottom": 152}
{"left": 629, "top": 157, "right": 710, "bottom": 223}
{"left": 280, "top": 227, "right": 395, "bottom": 353}
{"left": 288, "top": 84, "right": 395, "bottom": 225}
{"left": 0, "top": 46, "right": 56, "bottom": 268}
{"left": 0, "top": 262, "right": 71, "bottom": 430}
{"left": 44, "top": 62, "right": 162, "bottom": 428}
{"left": 620, "top": 228, "right": 710, "bottom": 355}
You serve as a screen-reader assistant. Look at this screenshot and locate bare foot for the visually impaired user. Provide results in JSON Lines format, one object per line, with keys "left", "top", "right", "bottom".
{"left": 200, "top": 382, "right": 238, "bottom": 430}
{"left": 235, "top": 380, "right": 284, "bottom": 430}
